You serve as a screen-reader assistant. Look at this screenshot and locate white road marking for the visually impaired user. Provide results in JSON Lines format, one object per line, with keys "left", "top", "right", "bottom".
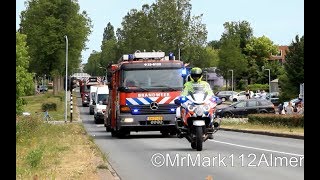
{"left": 209, "top": 139, "right": 304, "bottom": 157}
{"left": 96, "top": 124, "right": 105, "bottom": 127}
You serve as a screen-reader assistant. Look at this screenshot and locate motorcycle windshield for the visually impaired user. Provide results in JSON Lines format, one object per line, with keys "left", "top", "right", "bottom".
{"left": 187, "top": 91, "right": 209, "bottom": 104}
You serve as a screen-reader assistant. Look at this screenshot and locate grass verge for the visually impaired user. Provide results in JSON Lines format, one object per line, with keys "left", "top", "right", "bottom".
{"left": 17, "top": 91, "right": 110, "bottom": 179}
{"left": 220, "top": 118, "right": 304, "bottom": 136}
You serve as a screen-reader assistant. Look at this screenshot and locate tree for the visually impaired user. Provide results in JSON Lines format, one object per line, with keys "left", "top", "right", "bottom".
{"left": 16, "top": 32, "right": 35, "bottom": 115}
{"left": 100, "top": 22, "right": 119, "bottom": 71}
{"left": 84, "top": 50, "right": 101, "bottom": 76}
{"left": 19, "top": 0, "right": 92, "bottom": 94}
{"left": 207, "top": 40, "right": 221, "bottom": 49}
{"left": 221, "top": 20, "right": 253, "bottom": 54}
{"left": 116, "top": 0, "right": 207, "bottom": 61}
{"left": 217, "top": 37, "right": 247, "bottom": 89}
{"left": 244, "top": 36, "right": 278, "bottom": 84}
{"left": 280, "top": 35, "right": 304, "bottom": 100}
{"left": 244, "top": 36, "right": 278, "bottom": 68}
{"left": 102, "top": 22, "right": 116, "bottom": 42}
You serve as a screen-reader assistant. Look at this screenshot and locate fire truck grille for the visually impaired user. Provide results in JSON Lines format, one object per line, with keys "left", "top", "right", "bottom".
{"left": 129, "top": 105, "right": 177, "bottom": 114}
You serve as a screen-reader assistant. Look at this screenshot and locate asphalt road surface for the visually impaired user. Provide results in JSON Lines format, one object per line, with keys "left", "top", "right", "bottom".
{"left": 77, "top": 94, "right": 304, "bottom": 180}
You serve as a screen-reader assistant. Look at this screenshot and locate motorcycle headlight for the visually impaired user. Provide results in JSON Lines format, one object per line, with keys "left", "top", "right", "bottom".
{"left": 195, "top": 107, "right": 204, "bottom": 116}
{"left": 203, "top": 104, "right": 210, "bottom": 112}
{"left": 187, "top": 104, "right": 196, "bottom": 111}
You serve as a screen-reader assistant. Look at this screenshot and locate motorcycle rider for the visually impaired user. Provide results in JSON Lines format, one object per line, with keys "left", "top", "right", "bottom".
{"left": 181, "top": 67, "right": 217, "bottom": 139}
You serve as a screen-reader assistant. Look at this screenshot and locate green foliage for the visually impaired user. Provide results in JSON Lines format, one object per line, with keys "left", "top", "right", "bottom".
{"left": 84, "top": 50, "right": 101, "bottom": 76}
{"left": 221, "top": 20, "right": 253, "bottom": 53}
{"left": 248, "top": 114, "right": 304, "bottom": 127}
{"left": 247, "top": 83, "right": 269, "bottom": 92}
{"left": 114, "top": 0, "right": 207, "bottom": 64}
{"left": 41, "top": 102, "right": 57, "bottom": 111}
{"left": 281, "top": 35, "right": 304, "bottom": 97}
{"left": 236, "top": 79, "right": 247, "bottom": 90}
{"left": 217, "top": 37, "right": 247, "bottom": 80}
{"left": 19, "top": 0, "right": 92, "bottom": 77}
{"left": 16, "top": 32, "right": 35, "bottom": 115}
{"left": 244, "top": 36, "right": 278, "bottom": 68}
{"left": 26, "top": 147, "right": 44, "bottom": 168}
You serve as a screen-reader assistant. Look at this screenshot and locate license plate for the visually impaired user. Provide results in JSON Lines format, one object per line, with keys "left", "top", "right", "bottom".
{"left": 147, "top": 116, "right": 163, "bottom": 121}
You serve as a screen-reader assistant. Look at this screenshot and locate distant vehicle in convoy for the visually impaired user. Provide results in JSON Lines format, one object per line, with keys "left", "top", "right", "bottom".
{"left": 215, "top": 99, "right": 275, "bottom": 118}
{"left": 79, "top": 76, "right": 102, "bottom": 107}
{"left": 89, "top": 85, "right": 98, "bottom": 115}
{"left": 93, "top": 85, "right": 109, "bottom": 124}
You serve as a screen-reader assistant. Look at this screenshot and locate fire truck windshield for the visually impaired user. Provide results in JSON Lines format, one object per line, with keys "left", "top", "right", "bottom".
{"left": 123, "top": 69, "right": 183, "bottom": 89}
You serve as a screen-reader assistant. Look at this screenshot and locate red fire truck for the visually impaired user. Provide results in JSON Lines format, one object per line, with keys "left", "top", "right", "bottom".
{"left": 104, "top": 50, "right": 186, "bottom": 137}
{"left": 79, "top": 76, "right": 102, "bottom": 106}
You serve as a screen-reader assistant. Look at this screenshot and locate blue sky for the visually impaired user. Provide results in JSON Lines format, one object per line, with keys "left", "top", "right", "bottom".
{"left": 16, "top": 0, "right": 304, "bottom": 64}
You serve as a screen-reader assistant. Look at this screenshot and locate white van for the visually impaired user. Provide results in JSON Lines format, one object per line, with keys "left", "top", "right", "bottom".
{"left": 93, "top": 85, "right": 109, "bottom": 124}
{"left": 89, "top": 85, "right": 98, "bottom": 115}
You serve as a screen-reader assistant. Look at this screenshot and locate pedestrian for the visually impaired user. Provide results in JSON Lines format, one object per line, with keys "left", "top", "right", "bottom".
{"left": 260, "top": 90, "right": 267, "bottom": 99}
{"left": 285, "top": 101, "right": 294, "bottom": 115}
{"left": 278, "top": 103, "right": 283, "bottom": 114}
{"left": 296, "top": 103, "right": 304, "bottom": 115}
{"left": 245, "top": 89, "right": 250, "bottom": 99}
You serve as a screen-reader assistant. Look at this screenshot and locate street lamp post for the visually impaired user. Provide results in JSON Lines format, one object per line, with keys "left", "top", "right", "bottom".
{"left": 178, "top": 42, "right": 184, "bottom": 60}
{"left": 228, "top": 70, "right": 233, "bottom": 91}
{"left": 262, "top": 66, "right": 271, "bottom": 93}
{"left": 65, "top": 35, "right": 68, "bottom": 123}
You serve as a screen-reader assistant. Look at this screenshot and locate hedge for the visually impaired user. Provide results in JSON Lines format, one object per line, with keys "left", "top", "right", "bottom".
{"left": 248, "top": 114, "right": 304, "bottom": 127}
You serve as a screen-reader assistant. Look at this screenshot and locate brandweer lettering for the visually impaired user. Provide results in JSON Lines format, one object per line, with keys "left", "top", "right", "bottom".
{"left": 138, "top": 93, "right": 170, "bottom": 97}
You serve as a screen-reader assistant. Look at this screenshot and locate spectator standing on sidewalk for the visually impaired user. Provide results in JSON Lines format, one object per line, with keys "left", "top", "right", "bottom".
{"left": 285, "top": 101, "right": 294, "bottom": 115}
{"left": 245, "top": 89, "right": 250, "bottom": 99}
{"left": 296, "top": 103, "right": 304, "bottom": 115}
{"left": 278, "top": 103, "right": 284, "bottom": 114}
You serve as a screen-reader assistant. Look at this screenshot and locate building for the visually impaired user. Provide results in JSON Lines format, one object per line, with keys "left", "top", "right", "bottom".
{"left": 269, "top": 46, "right": 289, "bottom": 64}
{"left": 203, "top": 67, "right": 225, "bottom": 88}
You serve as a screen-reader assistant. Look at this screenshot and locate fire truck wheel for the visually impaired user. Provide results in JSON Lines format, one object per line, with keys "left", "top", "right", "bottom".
{"left": 161, "top": 131, "right": 170, "bottom": 137}
{"left": 111, "top": 130, "right": 117, "bottom": 137}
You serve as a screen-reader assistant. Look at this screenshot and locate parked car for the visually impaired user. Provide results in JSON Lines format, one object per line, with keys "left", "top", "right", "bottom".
{"left": 38, "top": 85, "right": 48, "bottom": 92}
{"left": 215, "top": 91, "right": 238, "bottom": 102}
{"left": 266, "top": 92, "right": 280, "bottom": 106}
{"left": 215, "top": 99, "right": 275, "bottom": 118}
{"left": 229, "top": 91, "right": 253, "bottom": 102}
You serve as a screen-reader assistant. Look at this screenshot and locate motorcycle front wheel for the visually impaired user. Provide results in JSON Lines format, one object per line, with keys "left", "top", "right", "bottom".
{"left": 195, "top": 126, "right": 203, "bottom": 151}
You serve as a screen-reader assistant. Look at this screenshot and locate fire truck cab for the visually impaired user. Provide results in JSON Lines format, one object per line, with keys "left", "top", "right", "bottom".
{"left": 104, "top": 50, "right": 186, "bottom": 137}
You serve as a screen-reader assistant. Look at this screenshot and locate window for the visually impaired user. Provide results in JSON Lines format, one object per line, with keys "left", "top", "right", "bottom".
{"left": 235, "top": 101, "right": 246, "bottom": 108}
{"left": 122, "top": 69, "right": 183, "bottom": 88}
{"left": 247, "top": 101, "right": 258, "bottom": 107}
{"left": 273, "top": 50, "right": 282, "bottom": 56}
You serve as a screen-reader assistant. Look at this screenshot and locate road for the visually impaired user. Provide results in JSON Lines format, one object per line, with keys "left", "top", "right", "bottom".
{"left": 77, "top": 93, "right": 304, "bottom": 180}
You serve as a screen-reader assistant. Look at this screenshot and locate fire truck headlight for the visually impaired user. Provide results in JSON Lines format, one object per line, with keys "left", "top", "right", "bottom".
{"left": 170, "top": 108, "right": 175, "bottom": 112}
{"left": 122, "top": 118, "right": 134, "bottom": 123}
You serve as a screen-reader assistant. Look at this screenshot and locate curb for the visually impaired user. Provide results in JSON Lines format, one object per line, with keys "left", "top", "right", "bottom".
{"left": 219, "top": 128, "right": 304, "bottom": 140}
{"left": 105, "top": 159, "right": 121, "bottom": 180}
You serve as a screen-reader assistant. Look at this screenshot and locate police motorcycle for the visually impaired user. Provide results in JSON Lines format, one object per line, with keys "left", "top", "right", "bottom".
{"left": 174, "top": 90, "right": 220, "bottom": 151}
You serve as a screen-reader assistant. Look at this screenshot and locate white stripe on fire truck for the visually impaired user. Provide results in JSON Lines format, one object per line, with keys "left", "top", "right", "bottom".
{"left": 126, "top": 97, "right": 174, "bottom": 105}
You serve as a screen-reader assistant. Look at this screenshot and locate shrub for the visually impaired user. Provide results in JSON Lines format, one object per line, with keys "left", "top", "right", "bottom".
{"left": 26, "top": 147, "right": 44, "bottom": 168}
{"left": 41, "top": 102, "right": 57, "bottom": 111}
{"left": 247, "top": 83, "right": 269, "bottom": 92}
{"left": 248, "top": 114, "right": 304, "bottom": 127}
